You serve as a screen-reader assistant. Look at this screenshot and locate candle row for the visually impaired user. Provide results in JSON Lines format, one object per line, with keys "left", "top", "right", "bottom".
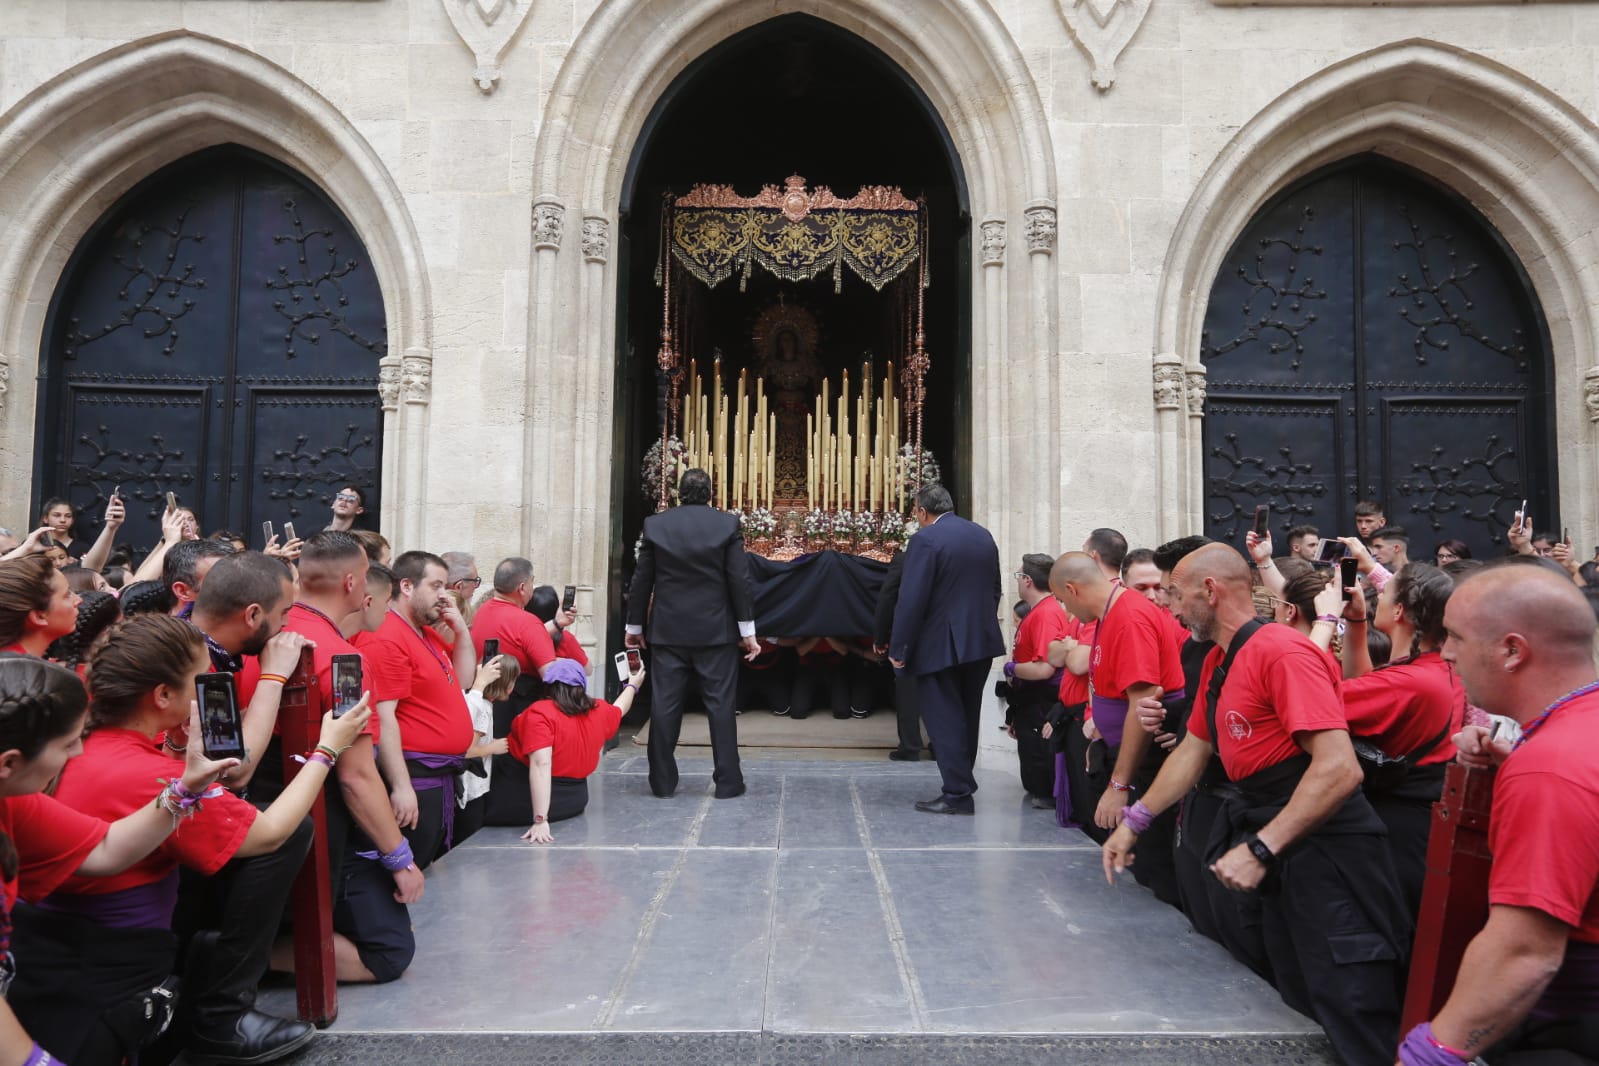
{"left": 682, "top": 358, "right": 778, "bottom": 511}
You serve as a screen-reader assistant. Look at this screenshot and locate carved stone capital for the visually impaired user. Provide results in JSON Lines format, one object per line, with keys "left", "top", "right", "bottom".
{"left": 979, "top": 219, "right": 1006, "bottom": 267}
{"left": 442, "top": 0, "right": 534, "bottom": 94}
{"left": 1054, "top": 0, "right": 1152, "bottom": 92}
{"left": 378, "top": 360, "right": 402, "bottom": 411}
{"left": 1185, "top": 368, "right": 1208, "bottom": 417}
{"left": 1023, "top": 203, "right": 1057, "bottom": 255}
{"left": 1586, "top": 366, "right": 1599, "bottom": 422}
{"left": 1153, "top": 361, "right": 1183, "bottom": 411}
{"left": 0, "top": 360, "right": 10, "bottom": 411}
{"left": 581, "top": 215, "right": 610, "bottom": 264}
{"left": 402, "top": 354, "right": 432, "bottom": 405}
{"left": 532, "top": 199, "right": 565, "bottom": 251}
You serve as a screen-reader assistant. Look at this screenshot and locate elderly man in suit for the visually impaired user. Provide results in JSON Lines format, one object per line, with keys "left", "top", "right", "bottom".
{"left": 625, "top": 468, "right": 759, "bottom": 800}
{"left": 890, "top": 484, "right": 1005, "bottom": 814}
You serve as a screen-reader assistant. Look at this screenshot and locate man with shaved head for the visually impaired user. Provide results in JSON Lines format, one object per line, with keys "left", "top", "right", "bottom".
{"left": 1052, "top": 550, "right": 1183, "bottom": 905}
{"left": 1399, "top": 563, "right": 1599, "bottom": 1064}
{"left": 1103, "top": 543, "right": 1408, "bottom": 1065}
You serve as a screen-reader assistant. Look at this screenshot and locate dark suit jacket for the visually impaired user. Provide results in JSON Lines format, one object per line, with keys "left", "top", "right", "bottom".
{"left": 873, "top": 550, "right": 906, "bottom": 648}
{"left": 627, "top": 503, "right": 755, "bottom": 647}
{"left": 889, "top": 514, "right": 1005, "bottom": 676}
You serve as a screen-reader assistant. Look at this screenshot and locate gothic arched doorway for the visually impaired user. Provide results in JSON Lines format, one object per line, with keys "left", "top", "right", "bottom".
{"left": 35, "top": 146, "right": 386, "bottom": 553}
{"left": 1200, "top": 156, "right": 1555, "bottom": 560}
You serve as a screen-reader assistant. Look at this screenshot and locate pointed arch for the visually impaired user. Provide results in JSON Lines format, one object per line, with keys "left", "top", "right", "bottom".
{"left": 0, "top": 31, "right": 432, "bottom": 544}
{"left": 1154, "top": 40, "right": 1599, "bottom": 542}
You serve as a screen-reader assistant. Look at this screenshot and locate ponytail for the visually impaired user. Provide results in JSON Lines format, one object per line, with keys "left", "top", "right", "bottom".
{"left": 1390, "top": 563, "right": 1454, "bottom": 660}
{"left": 0, "top": 556, "right": 57, "bottom": 647}
{"left": 84, "top": 615, "right": 204, "bottom": 730}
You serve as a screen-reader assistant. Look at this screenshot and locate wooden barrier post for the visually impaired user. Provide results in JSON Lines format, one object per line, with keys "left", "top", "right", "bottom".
{"left": 1401, "top": 761, "right": 1497, "bottom": 1033}
{"left": 278, "top": 645, "right": 338, "bottom": 1027}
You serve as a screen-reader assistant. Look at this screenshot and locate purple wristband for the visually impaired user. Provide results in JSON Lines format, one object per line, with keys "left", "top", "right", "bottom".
{"left": 24, "top": 1042, "right": 61, "bottom": 1066}
{"left": 1399, "top": 1023, "right": 1471, "bottom": 1065}
{"left": 377, "top": 838, "right": 415, "bottom": 873}
{"left": 1003, "top": 662, "right": 1016, "bottom": 679}
{"left": 1122, "top": 800, "right": 1156, "bottom": 835}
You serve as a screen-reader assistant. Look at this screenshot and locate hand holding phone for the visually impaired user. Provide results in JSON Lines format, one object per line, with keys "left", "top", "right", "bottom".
{"left": 561, "top": 585, "right": 577, "bottom": 614}
{"left": 195, "top": 673, "right": 246, "bottom": 760}
{"left": 1339, "top": 556, "right": 1359, "bottom": 603}
{"left": 612, "top": 652, "right": 629, "bottom": 683}
{"left": 1252, "top": 504, "right": 1270, "bottom": 539}
{"left": 283, "top": 521, "right": 298, "bottom": 543}
{"left": 165, "top": 491, "right": 178, "bottom": 515}
{"left": 1315, "top": 538, "right": 1349, "bottom": 564}
{"left": 480, "top": 638, "right": 500, "bottom": 666}
{"left": 330, "top": 654, "right": 363, "bottom": 718}
{"left": 262, "top": 520, "right": 275, "bottom": 546}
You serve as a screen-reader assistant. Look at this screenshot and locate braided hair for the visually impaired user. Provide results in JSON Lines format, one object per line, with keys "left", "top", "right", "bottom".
{"left": 0, "top": 655, "right": 90, "bottom": 880}
{"left": 118, "top": 579, "right": 177, "bottom": 617}
{"left": 84, "top": 615, "right": 204, "bottom": 730}
{"left": 45, "top": 591, "right": 122, "bottom": 668}
{"left": 0, "top": 556, "right": 57, "bottom": 647}
{"left": 1388, "top": 562, "right": 1454, "bottom": 661}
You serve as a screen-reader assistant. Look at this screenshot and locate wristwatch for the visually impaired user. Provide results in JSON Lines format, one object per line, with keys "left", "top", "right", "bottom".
{"left": 1244, "top": 833, "right": 1276, "bottom": 866}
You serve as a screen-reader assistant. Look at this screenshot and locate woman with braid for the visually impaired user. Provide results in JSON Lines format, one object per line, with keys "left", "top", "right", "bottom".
{"left": 1333, "top": 562, "right": 1465, "bottom": 916}
{"left": 10, "top": 616, "right": 372, "bottom": 1065}
{"left": 0, "top": 556, "right": 80, "bottom": 658}
{"left": 0, "top": 654, "right": 241, "bottom": 1066}
{"left": 44, "top": 590, "right": 121, "bottom": 676}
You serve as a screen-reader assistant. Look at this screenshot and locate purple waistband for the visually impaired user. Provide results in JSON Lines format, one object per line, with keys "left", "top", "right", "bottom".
{"left": 1090, "top": 694, "right": 1130, "bottom": 746}
{"left": 38, "top": 873, "right": 179, "bottom": 931}
{"left": 403, "top": 751, "right": 467, "bottom": 771}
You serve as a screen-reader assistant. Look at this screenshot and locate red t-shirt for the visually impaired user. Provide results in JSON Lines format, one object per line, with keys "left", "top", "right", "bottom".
{"left": 552, "top": 629, "right": 589, "bottom": 670}
{"left": 1058, "top": 617, "right": 1095, "bottom": 707}
{"left": 53, "top": 728, "right": 256, "bottom": 893}
{"left": 370, "top": 611, "right": 474, "bottom": 757}
{"left": 238, "top": 604, "right": 380, "bottom": 744}
{"left": 1013, "top": 597, "right": 1070, "bottom": 665}
{"left": 1340, "top": 652, "right": 1463, "bottom": 767}
{"left": 471, "top": 597, "right": 557, "bottom": 677}
{"left": 1489, "top": 690, "right": 1599, "bottom": 941}
{"left": 350, "top": 629, "right": 405, "bottom": 703}
{"left": 1189, "top": 623, "right": 1349, "bottom": 781}
{"left": 508, "top": 699, "right": 624, "bottom": 779}
{"left": 1090, "top": 590, "right": 1184, "bottom": 699}
{"left": 2, "top": 793, "right": 107, "bottom": 916}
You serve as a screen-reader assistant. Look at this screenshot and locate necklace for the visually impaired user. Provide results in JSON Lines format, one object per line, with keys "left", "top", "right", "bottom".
{"left": 1515, "top": 679, "right": 1599, "bottom": 749}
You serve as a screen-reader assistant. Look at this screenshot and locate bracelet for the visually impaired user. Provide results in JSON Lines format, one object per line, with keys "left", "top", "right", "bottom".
{"left": 1398, "top": 1022, "right": 1474, "bottom": 1064}
{"left": 163, "top": 735, "right": 186, "bottom": 754}
{"left": 623, "top": 682, "right": 638, "bottom": 693}
{"left": 257, "top": 673, "right": 289, "bottom": 686}
{"left": 1109, "top": 778, "right": 1135, "bottom": 793}
{"left": 1346, "top": 617, "right": 1367, "bottom": 627}
{"left": 23, "top": 1042, "right": 58, "bottom": 1066}
{"left": 306, "top": 751, "right": 334, "bottom": 770}
{"left": 1256, "top": 562, "right": 1272, "bottom": 570}
{"left": 378, "top": 838, "right": 415, "bottom": 872}
{"left": 315, "top": 743, "right": 343, "bottom": 763}
{"left": 1003, "top": 661, "right": 1017, "bottom": 679}
{"left": 1122, "top": 800, "right": 1156, "bottom": 835}
{"left": 1315, "top": 614, "right": 1340, "bottom": 625}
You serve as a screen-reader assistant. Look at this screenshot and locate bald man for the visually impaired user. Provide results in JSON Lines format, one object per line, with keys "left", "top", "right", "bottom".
{"left": 1103, "top": 544, "right": 1408, "bottom": 1066}
{"left": 1399, "top": 563, "right": 1599, "bottom": 1064}
{"left": 1053, "top": 551, "right": 1183, "bottom": 904}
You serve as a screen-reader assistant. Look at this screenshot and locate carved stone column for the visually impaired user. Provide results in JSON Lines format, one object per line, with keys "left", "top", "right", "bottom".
{"left": 575, "top": 213, "right": 611, "bottom": 608}
{"left": 1023, "top": 202, "right": 1058, "bottom": 548}
{"left": 1586, "top": 366, "right": 1599, "bottom": 422}
{"left": 1153, "top": 355, "right": 1184, "bottom": 538}
{"left": 1184, "top": 365, "right": 1209, "bottom": 534}
{"left": 522, "top": 196, "right": 565, "bottom": 554}
{"left": 395, "top": 347, "right": 433, "bottom": 549}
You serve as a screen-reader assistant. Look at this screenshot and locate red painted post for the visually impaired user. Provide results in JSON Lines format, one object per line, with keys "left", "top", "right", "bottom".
{"left": 279, "top": 644, "right": 338, "bottom": 1027}
{"left": 1401, "top": 762, "right": 1496, "bottom": 1033}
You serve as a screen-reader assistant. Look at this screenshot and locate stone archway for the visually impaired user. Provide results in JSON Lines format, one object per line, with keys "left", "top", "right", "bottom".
{"left": 0, "top": 31, "right": 433, "bottom": 546}
{"left": 1153, "top": 39, "right": 1599, "bottom": 547}
{"left": 522, "top": 0, "right": 1059, "bottom": 599}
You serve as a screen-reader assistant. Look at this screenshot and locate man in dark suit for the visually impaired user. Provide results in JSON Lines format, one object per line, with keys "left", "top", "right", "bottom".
{"left": 874, "top": 548, "right": 923, "bottom": 761}
{"left": 625, "top": 468, "right": 759, "bottom": 799}
{"left": 889, "top": 484, "right": 1005, "bottom": 814}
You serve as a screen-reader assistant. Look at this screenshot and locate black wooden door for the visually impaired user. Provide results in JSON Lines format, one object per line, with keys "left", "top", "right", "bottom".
{"left": 37, "top": 147, "right": 386, "bottom": 555}
{"left": 1201, "top": 157, "right": 1554, "bottom": 561}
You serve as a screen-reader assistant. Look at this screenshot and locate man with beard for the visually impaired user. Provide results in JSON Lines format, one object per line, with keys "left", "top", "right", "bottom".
{"left": 367, "top": 550, "right": 477, "bottom": 868}
{"left": 188, "top": 551, "right": 312, "bottom": 788}
{"left": 1103, "top": 544, "right": 1409, "bottom": 1066}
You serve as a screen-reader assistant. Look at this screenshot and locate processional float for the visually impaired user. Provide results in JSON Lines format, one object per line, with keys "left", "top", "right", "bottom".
{"left": 644, "top": 176, "right": 937, "bottom": 561}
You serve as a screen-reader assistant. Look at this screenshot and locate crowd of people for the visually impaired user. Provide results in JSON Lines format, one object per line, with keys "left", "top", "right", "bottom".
{"left": 0, "top": 489, "right": 627, "bottom": 1066}
{"left": 1, "top": 480, "right": 1596, "bottom": 1066}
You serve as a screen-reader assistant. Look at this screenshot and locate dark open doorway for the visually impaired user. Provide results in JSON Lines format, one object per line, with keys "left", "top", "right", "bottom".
{"left": 608, "top": 15, "right": 971, "bottom": 678}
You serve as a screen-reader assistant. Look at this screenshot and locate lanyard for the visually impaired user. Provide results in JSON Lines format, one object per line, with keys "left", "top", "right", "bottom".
{"left": 1515, "top": 679, "right": 1599, "bottom": 749}
{"left": 389, "top": 607, "right": 455, "bottom": 683}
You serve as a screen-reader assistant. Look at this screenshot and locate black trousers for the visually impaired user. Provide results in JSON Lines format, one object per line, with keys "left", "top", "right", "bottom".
{"left": 916, "top": 659, "right": 991, "bottom": 801}
{"left": 1008, "top": 693, "right": 1056, "bottom": 798}
{"left": 790, "top": 660, "right": 849, "bottom": 719}
{"left": 1060, "top": 704, "right": 1108, "bottom": 843}
{"left": 1127, "top": 743, "right": 1181, "bottom": 908}
{"left": 549, "top": 776, "right": 590, "bottom": 822}
{"left": 196, "top": 816, "right": 314, "bottom": 1027}
{"left": 400, "top": 774, "right": 457, "bottom": 871}
{"left": 738, "top": 663, "right": 792, "bottom": 714}
{"left": 334, "top": 858, "right": 416, "bottom": 984}
{"left": 848, "top": 658, "right": 894, "bottom": 716}
{"left": 649, "top": 642, "right": 743, "bottom": 797}
{"left": 893, "top": 672, "right": 923, "bottom": 755}
{"left": 1175, "top": 788, "right": 1272, "bottom": 981}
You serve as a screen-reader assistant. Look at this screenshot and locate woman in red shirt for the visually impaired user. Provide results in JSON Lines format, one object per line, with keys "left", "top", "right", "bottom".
{"left": 0, "top": 653, "right": 245, "bottom": 1065}
{"left": 510, "top": 659, "right": 639, "bottom": 843}
{"left": 10, "top": 615, "right": 373, "bottom": 1065}
{"left": 1337, "top": 563, "right": 1463, "bottom": 917}
{"left": 0, "top": 555, "right": 81, "bottom": 657}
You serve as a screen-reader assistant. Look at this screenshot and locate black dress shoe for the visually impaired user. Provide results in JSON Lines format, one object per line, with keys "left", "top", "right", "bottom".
{"left": 888, "top": 749, "right": 919, "bottom": 761}
{"left": 914, "top": 796, "right": 974, "bottom": 815}
{"left": 188, "top": 1008, "right": 315, "bottom": 1065}
{"left": 715, "top": 783, "right": 747, "bottom": 799}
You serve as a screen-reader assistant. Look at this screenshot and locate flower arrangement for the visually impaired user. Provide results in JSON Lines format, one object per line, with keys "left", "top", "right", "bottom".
{"left": 841, "top": 509, "right": 878, "bottom": 539}
{"left": 898, "top": 444, "right": 941, "bottom": 501}
{"left": 639, "top": 436, "right": 687, "bottom": 506}
{"left": 742, "top": 507, "right": 778, "bottom": 539}
{"left": 803, "top": 509, "right": 835, "bottom": 539}
{"left": 879, "top": 512, "right": 910, "bottom": 544}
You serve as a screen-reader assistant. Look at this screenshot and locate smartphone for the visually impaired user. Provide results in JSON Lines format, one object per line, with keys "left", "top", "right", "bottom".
{"left": 480, "top": 638, "right": 500, "bottom": 666}
{"left": 1564, "top": 527, "right": 1571, "bottom": 546}
{"left": 613, "top": 652, "right": 629, "bottom": 683}
{"left": 262, "top": 520, "right": 275, "bottom": 545}
{"left": 1518, "top": 499, "right": 1529, "bottom": 532}
{"left": 1252, "top": 504, "right": 1270, "bottom": 538}
{"left": 165, "top": 491, "right": 177, "bottom": 514}
{"left": 1315, "top": 538, "right": 1349, "bottom": 564}
{"left": 330, "top": 654, "right": 363, "bottom": 718}
{"left": 111, "top": 484, "right": 120, "bottom": 500}
{"left": 562, "top": 585, "right": 577, "bottom": 614}
{"left": 1339, "top": 557, "right": 1358, "bottom": 602}
{"left": 626, "top": 648, "right": 642, "bottom": 673}
{"left": 195, "top": 673, "right": 246, "bottom": 761}
{"left": 283, "top": 521, "right": 297, "bottom": 542}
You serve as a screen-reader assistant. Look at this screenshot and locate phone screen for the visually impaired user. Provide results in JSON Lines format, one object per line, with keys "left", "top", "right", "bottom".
{"left": 165, "top": 491, "right": 177, "bottom": 514}
{"left": 1252, "top": 505, "right": 1270, "bottom": 538}
{"left": 331, "top": 655, "right": 363, "bottom": 718}
{"left": 613, "top": 652, "right": 629, "bottom": 683}
{"left": 562, "top": 585, "right": 577, "bottom": 613}
{"left": 1339, "top": 557, "right": 1358, "bottom": 601}
{"left": 197, "top": 674, "right": 245, "bottom": 760}
{"left": 481, "top": 638, "right": 500, "bottom": 665}
{"left": 1316, "top": 538, "right": 1348, "bottom": 564}
{"left": 283, "top": 521, "right": 297, "bottom": 543}
{"left": 626, "top": 648, "right": 642, "bottom": 673}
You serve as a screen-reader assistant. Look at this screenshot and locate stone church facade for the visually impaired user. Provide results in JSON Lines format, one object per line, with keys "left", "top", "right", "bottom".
{"left": 3, "top": 0, "right": 1599, "bottom": 650}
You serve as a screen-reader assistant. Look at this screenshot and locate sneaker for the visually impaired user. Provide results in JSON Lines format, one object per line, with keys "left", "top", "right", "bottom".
{"left": 770, "top": 706, "right": 790, "bottom": 716}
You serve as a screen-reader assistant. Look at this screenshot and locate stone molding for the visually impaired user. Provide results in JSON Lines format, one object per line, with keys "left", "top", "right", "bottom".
{"left": 1152, "top": 360, "right": 1183, "bottom": 410}
{"left": 1586, "top": 367, "right": 1599, "bottom": 423}
{"left": 1185, "top": 368, "right": 1207, "bottom": 417}
{"left": 441, "top": 0, "right": 535, "bottom": 93}
{"left": 1054, "top": 0, "right": 1152, "bottom": 91}
{"left": 402, "top": 354, "right": 432, "bottom": 404}
{"left": 581, "top": 215, "right": 611, "bottom": 263}
{"left": 1023, "top": 203, "right": 1057, "bottom": 254}
{"left": 532, "top": 199, "right": 565, "bottom": 250}
{"left": 980, "top": 219, "right": 1006, "bottom": 266}
{"left": 378, "top": 359, "right": 403, "bottom": 410}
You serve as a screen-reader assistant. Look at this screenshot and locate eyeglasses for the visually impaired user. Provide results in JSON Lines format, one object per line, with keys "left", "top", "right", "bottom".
{"left": 452, "top": 577, "right": 482, "bottom": 589}
{"left": 334, "top": 493, "right": 361, "bottom": 503}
